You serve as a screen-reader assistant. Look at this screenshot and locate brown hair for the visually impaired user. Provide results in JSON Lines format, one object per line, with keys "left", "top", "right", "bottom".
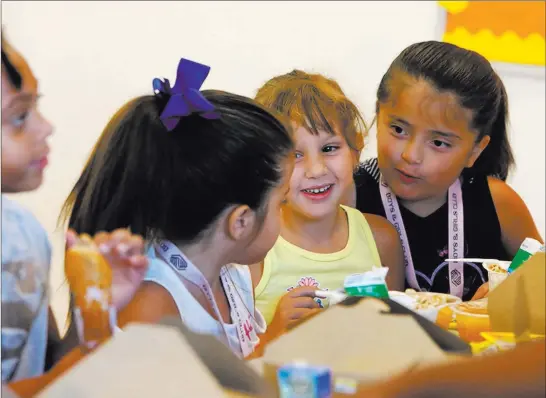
{"left": 255, "top": 70, "right": 367, "bottom": 156}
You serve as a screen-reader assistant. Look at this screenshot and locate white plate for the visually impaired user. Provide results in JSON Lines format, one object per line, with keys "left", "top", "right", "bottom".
{"left": 389, "top": 290, "right": 461, "bottom": 323}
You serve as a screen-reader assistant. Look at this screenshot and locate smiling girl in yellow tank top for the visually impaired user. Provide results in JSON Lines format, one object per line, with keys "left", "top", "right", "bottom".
{"left": 252, "top": 71, "right": 405, "bottom": 334}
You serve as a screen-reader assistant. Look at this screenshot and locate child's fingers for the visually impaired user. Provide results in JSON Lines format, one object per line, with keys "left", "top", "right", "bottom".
{"left": 99, "top": 229, "right": 131, "bottom": 246}
{"left": 109, "top": 246, "right": 148, "bottom": 268}
{"left": 93, "top": 231, "right": 111, "bottom": 245}
{"left": 110, "top": 242, "right": 131, "bottom": 259}
{"left": 128, "top": 255, "right": 149, "bottom": 269}
{"left": 109, "top": 231, "right": 143, "bottom": 255}
{"left": 290, "top": 296, "right": 321, "bottom": 309}
{"left": 288, "top": 308, "right": 321, "bottom": 322}
{"left": 287, "top": 286, "right": 318, "bottom": 299}
{"left": 94, "top": 231, "right": 113, "bottom": 253}
{"left": 111, "top": 228, "right": 131, "bottom": 240}
{"left": 124, "top": 235, "right": 145, "bottom": 256}
{"left": 115, "top": 235, "right": 144, "bottom": 257}
{"left": 288, "top": 309, "right": 312, "bottom": 321}
{"left": 95, "top": 229, "right": 134, "bottom": 255}
{"left": 108, "top": 229, "right": 132, "bottom": 250}
{"left": 471, "top": 283, "right": 489, "bottom": 301}
{"left": 65, "top": 229, "right": 78, "bottom": 249}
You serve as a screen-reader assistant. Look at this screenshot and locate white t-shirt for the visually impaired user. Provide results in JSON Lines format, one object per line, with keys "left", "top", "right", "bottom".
{"left": 1, "top": 196, "right": 51, "bottom": 383}
{"left": 144, "top": 246, "right": 266, "bottom": 358}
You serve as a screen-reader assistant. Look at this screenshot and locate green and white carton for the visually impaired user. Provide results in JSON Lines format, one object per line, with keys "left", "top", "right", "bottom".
{"left": 508, "top": 238, "right": 544, "bottom": 273}
{"left": 343, "top": 267, "right": 390, "bottom": 299}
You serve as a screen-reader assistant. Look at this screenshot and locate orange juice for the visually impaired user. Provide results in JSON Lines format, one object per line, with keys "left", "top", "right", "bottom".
{"left": 436, "top": 306, "right": 454, "bottom": 330}
{"left": 453, "top": 309, "right": 491, "bottom": 342}
{"left": 452, "top": 300, "right": 491, "bottom": 342}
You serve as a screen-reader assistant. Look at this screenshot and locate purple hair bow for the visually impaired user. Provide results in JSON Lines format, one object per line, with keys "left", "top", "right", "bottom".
{"left": 153, "top": 58, "right": 220, "bottom": 131}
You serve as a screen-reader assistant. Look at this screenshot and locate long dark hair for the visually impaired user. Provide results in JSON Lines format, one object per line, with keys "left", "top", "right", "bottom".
{"left": 60, "top": 90, "right": 293, "bottom": 240}
{"left": 377, "top": 41, "right": 514, "bottom": 181}
{"left": 57, "top": 90, "right": 293, "bottom": 354}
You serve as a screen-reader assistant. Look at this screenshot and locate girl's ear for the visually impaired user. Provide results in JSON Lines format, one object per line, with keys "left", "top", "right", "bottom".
{"left": 226, "top": 205, "right": 256, "bottom": 242}
{"left": 466, "top": 135, "right": 491, "bottom": 168}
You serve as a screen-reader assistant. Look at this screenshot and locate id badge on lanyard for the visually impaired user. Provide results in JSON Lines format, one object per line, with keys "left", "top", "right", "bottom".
{"left": 154, "top": 240, "right": 256, "bottom": 358}
{"left": 379, "top": 176, "right": 465, "bottom": 298}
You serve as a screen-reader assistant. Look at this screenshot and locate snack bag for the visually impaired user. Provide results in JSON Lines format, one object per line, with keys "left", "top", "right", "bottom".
{"left": 343, "top": 267, "right": 389, "bottom": 299}
{"left": 65, "top": 234, "right": 116, "bottom": 349}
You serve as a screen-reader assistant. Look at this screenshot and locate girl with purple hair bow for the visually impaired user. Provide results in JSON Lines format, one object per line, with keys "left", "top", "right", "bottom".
{"left": 58, "top": 57, "right": 295, "bottom": 360}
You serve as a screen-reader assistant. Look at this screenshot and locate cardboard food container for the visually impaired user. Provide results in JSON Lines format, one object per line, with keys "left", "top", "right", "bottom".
{"left": 158, "top": 317, "right": 274, "bottom": 397}
{"left": 488, "top": 251, "right": 546, "bottom": 339}
{"left": 261, "top": 298, "right": 469, "bottom": 396}
{"left": 338, "top": 296, "right": 470, "bottom": 354}
{"left": 38, "top": 320, "right": 273, "bottom": 398}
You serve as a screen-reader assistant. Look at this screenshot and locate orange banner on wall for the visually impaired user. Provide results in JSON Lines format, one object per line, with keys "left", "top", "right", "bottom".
{"left": 439, "top": 1, "right": 545, "bottom": 66}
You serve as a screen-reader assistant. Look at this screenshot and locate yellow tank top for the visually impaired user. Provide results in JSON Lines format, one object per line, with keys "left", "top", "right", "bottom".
{"left": 255, "top": 205, "right": 382, "bottom": 325}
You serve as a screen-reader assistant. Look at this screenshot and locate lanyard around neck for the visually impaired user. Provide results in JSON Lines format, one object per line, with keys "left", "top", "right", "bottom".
{"left": 378, "top": 176, "right": 465, "bottom": 298}
{"left": 154, "top": 240, "right": 256, "bottom": 357}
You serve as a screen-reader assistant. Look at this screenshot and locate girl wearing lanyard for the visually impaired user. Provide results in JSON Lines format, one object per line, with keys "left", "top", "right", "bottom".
{"left": 59, "top": 58, "right": 294, "bottom": 359}
{"left": 351, "top": 41, "right": 543, "bottom": 302}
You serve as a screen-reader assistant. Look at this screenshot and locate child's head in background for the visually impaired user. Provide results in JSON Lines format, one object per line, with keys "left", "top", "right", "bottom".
{"left": 61, "top": 81, "right": 293, "bottom": 266}
{"left": 255, "top": 70, "right": 367, "bottom": 220}
{"left": 1, "top": 37, "right": 53, "bottom": 193}
{"left": 375, "top": 40, "right": 514, "bottom": 203}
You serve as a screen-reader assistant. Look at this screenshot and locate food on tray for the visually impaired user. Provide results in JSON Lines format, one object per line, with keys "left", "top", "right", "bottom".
{"left": 455, "top": 299, "right": 489, "bottom": 315}
{"left": 404, "top": 289, "right": 459, "bottom": 310}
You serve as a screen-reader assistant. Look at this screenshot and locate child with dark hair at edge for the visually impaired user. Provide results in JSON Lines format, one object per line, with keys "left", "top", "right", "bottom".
{"left": 350, "top": 41, "right": 543, "bottom": 301}
{"left": 252, "top": 70, "right": 404, "bottom": 336}
{"left": 1, "top": 36, "right": 149, "bottom": 397}
{"left": 58, "top": 58, "right": 294, "bottom": 359}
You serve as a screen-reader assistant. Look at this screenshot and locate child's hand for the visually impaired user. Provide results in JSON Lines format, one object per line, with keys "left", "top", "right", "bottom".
{"left": 269, "top": 287, "right": 321, "bottom": 332}
{"left": 66, "top": 229, "right": 149, "bottom": 311}
{"left": 471, "top": 282, "right": 490, "bottom": 301}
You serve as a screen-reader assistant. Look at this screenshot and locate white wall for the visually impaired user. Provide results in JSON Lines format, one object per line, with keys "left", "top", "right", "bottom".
{"left": 3, "top": 1, "right": 544, "bottom": 330}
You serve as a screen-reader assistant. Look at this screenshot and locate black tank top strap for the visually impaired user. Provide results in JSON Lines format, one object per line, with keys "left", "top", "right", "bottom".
{"left": 354, "top": 159, "right": 509, "bottom": 300}
{"left": 354, "top": 158, "right": 384, "bottom": 216}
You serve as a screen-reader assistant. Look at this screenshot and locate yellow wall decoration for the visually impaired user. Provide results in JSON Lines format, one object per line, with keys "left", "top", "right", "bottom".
{"left": 439, "top": 1, "right": 545, "bottom": 66}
